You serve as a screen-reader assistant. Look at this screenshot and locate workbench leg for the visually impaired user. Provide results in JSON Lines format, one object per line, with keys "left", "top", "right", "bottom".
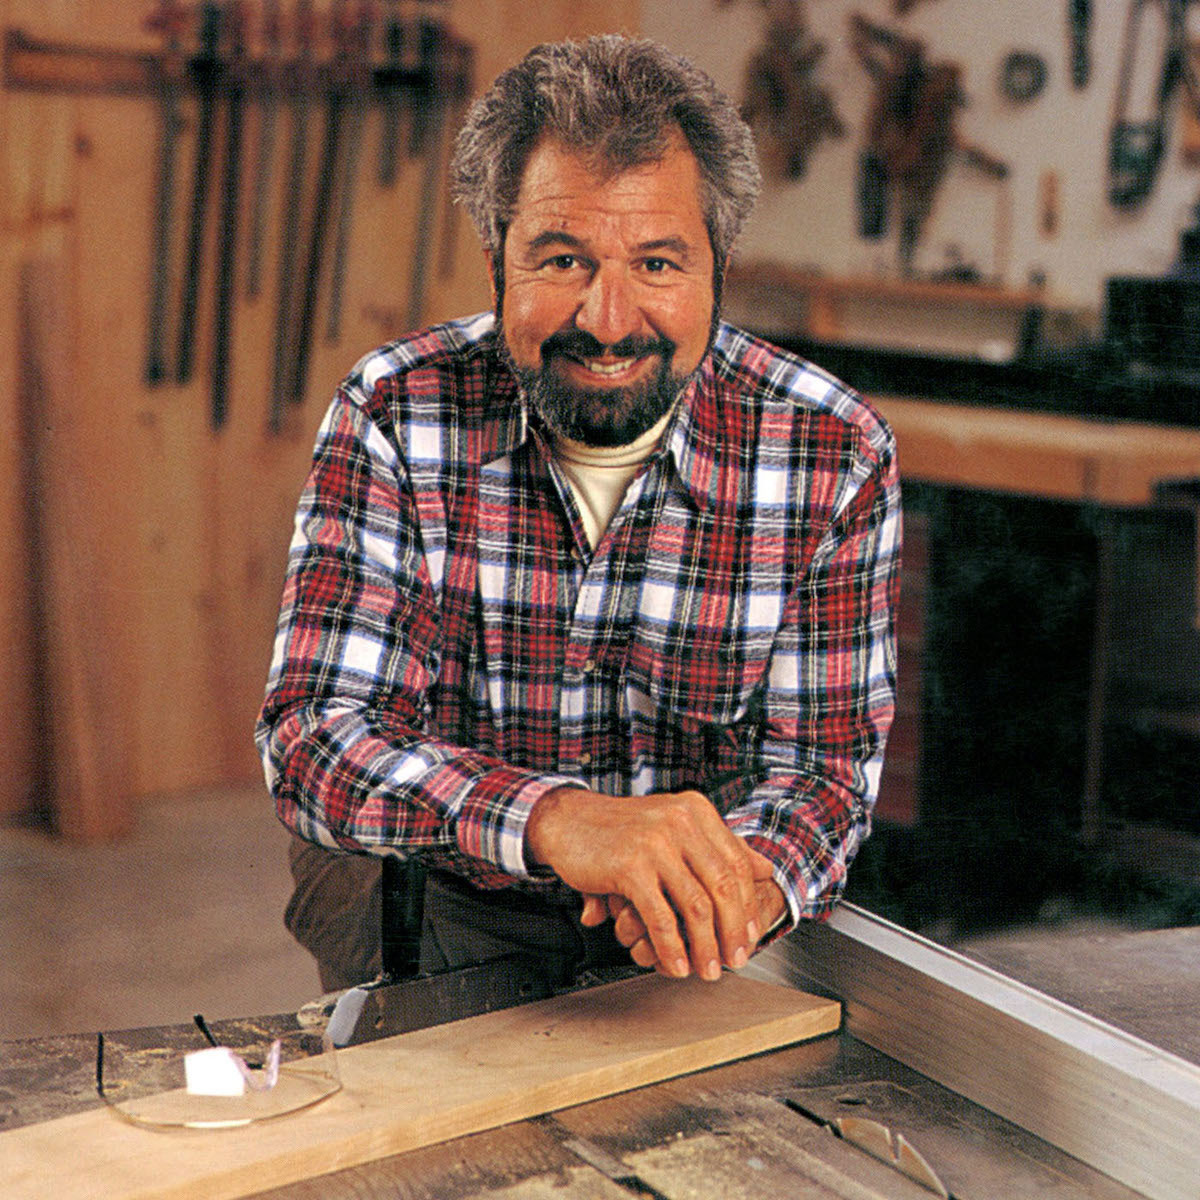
{"left": 1080, "top": 515, "right": 1114, "bottom": 847}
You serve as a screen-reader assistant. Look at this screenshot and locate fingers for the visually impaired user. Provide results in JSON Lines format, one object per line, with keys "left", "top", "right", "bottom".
{"left": 611, "top": 791, "right": 757, "bottom": 978}
{"left": 528, "top": 786, "right": 769, "bottom": 980}
{"left": 611, "top": 898, "right": 644, "bottom": 948}
{"left": 686, "top": 828, "right": 759, "bottom": 971}
{"left": 607, "top": 900, "right": 670, "bottom": 974}
{"left": 625, "top": 869, "right": 694, "bottom": 978}
{"left": 580, "top": 894, "right": 609, "bottom": 927}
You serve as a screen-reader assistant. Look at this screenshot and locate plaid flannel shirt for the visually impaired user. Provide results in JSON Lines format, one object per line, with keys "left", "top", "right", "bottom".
{"left": 256, "top": 313, "right": 901, "bottom": 931}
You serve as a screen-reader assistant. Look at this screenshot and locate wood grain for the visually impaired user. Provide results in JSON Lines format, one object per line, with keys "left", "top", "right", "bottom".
{"left": 17, "top": 255, "right": 134, "bottom": 838}
{"left": 0, "top": 0, "right": 80, "bottom": 821}
{"left": 0, "top": 973, "right": 839, "bottom": 1200}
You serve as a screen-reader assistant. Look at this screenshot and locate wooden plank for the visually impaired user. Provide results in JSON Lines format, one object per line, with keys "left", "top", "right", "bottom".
{"left": 0, "top": 973, "right": 839, "bottom": 1200}
{"left": 0, "top": 0, "right": 79, "bottom": 821}
{"left": 874, "top": 394, "right": 1200, "bottom": 506}
{"left": 749, "top": 905, "right": 1200, "bottom": 1200}
{"left": 17, "top": 254, "right": 134, "bottom": 838}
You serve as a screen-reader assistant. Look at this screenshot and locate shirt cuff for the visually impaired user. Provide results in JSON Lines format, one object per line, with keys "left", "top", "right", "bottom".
{"left": 454, "top": 769, "right": 582, "bottom": 881}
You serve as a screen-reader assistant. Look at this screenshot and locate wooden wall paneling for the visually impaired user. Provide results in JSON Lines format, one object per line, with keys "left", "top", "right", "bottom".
{"left": 1, "top": 0, "right": 643, "bottom": 830}
{"left": 18, "top": 249, "right": 138, "bottom": 840}
{"left": 0, "top": 227, "right": 39, "bottom": 821}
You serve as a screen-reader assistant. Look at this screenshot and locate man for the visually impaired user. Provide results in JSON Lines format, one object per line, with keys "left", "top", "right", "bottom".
{"left": 257, "top": 35, "right": 901, "bottom": 993}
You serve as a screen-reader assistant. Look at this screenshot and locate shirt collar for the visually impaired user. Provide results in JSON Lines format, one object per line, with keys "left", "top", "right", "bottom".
{"left": 663, "top": 327, "right": 746, "bottom": 514}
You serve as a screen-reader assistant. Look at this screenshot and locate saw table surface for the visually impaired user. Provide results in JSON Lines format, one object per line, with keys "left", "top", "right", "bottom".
{"left": 0, "top": 991, "right": 1149, "bottom": 1199}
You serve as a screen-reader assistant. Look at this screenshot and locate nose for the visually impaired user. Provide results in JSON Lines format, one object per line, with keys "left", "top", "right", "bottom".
{"left": 573, "top": 263, "right": 641, "bottom": 347}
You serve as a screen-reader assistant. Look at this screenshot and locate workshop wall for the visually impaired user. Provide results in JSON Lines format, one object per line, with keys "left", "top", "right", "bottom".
{"left": 646, "top": 0, "right": 1200, "bottom": 311}
{"left": 0, "top": 0, "right": 639, "bottom": 834}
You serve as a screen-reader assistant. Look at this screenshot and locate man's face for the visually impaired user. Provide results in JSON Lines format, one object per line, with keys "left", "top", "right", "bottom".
{"left": 493, "top": 132, "right": 718, "bottom": 447}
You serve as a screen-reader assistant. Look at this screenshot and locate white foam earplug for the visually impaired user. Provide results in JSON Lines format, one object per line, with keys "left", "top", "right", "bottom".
{"left": 184, "top": 1046, "right": 247, "bottom": 1097}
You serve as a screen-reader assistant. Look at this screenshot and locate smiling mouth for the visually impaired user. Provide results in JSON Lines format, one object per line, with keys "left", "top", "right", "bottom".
{"left": 540, "top": 331, "right": 676, "bottom": 384}
{"left": 571, "top": 356, "right": 641, "bottom": 377}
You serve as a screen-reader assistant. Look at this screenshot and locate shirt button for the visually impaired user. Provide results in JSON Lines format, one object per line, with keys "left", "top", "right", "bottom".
{"left": 582, "top": 658, "right": 596, "bottom": 673}
{"left": 578, "top": 751, "right": 592, "bottom": 766}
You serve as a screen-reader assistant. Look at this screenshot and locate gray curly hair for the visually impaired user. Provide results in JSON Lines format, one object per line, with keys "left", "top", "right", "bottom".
{"left": 450, "top": 36, "right": 761, "bottom": 267}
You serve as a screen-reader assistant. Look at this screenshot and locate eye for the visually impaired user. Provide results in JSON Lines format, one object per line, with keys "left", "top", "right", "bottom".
{"left": 544, "top": 253, "right": 580, "bottom": 271}
{"left": 642, "top": 256, "right": 678, "bottom": 274}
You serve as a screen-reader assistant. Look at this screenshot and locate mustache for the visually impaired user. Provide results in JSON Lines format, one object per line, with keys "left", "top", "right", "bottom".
{"left": 540, "top": 329, "right": 676, "bottom": 362}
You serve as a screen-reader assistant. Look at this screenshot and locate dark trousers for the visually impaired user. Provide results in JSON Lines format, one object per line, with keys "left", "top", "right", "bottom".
{"left": 419, "top": 870, "right": 631, "bottom": 987}
{"left": 285, "top": 836, "right": 628, "bottom": 992}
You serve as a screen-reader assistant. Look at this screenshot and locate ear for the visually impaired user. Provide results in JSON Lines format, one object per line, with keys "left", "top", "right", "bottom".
{"left": 484, "top": 249, "right": 499, "bottom": 309}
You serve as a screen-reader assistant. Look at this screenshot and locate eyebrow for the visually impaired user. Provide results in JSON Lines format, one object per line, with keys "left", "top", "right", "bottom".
{"left": 524, "top": 230, "right": 698, "bottom": 260}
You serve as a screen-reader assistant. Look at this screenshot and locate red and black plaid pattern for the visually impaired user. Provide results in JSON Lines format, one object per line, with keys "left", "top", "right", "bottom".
{"left": 256, "top": 313, "right": 902, "bottom": 928}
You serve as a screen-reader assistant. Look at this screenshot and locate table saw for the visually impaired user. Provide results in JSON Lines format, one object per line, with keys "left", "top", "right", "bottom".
{"left": 2, "top": 906, "right": 1196, "bottom": 1199}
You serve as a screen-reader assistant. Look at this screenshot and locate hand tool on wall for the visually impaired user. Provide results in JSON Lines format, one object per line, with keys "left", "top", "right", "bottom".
{"left": 1109, "top": 0, "right": 1192, "bottom": 208}
{"left": 407, "top": 2, "right": 446, "bottom": 159}
{"left": 143, "top": 0, "right": 188, "bottom": 385}
{"left": 1070, "top": 0, "right": 1093, "bottom": 89}
{"left": 850, "top": 13, "right": 1008, "bottom": 276}
{"left": 377, "top": 0, "right": 406, "bottom": 186}
{"left": 268, "top": 0, "right": 316, "bottom": 432}
{"left": 325, "top": 0, "right": 376, "bottom": 344}
{"left": 174, "top": 2, "right": 223, "bottom": 385}
{"left": 245, "top": 0, "right": 282, "bottom": 300}
{"left": 1000, "top": 50, "right": 1049, "bottom": 104}
{"left": 1182, "top": 39, "right": 1200, "bottom": 162}
{"left": 210, "top": 1, "right": 249, "bottom": 429}
{"left": 288, "top": 0, "right": 351, "bottom": 410}
{"left": 405, "top": 10, "right": 448, "bottom": 331}
{"left": 740, "top": 0, "right": 845, "bottom": 180}
{"left": 851, "top": 13, "right": 962, "bottom": 272}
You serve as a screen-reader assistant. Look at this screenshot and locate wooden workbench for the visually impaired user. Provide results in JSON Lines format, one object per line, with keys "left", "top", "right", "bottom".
{"left": 871, "top": 394, "right": 1200, "bottom": 843}
{"left": 871, "top": 394, "right": 1200, "bottom": 507}
{"left": 6, "top": 917, "right": 1198, "bottom": 1199}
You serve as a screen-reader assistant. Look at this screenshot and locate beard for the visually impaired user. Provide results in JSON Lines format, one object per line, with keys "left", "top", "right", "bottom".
{"left": 501, "top": 327, "right": 690, "bottom": 449}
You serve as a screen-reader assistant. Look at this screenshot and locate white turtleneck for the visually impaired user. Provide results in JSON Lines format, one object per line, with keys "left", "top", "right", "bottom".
{"left": 552, "top": 408, "right": 674, "bottom": 550}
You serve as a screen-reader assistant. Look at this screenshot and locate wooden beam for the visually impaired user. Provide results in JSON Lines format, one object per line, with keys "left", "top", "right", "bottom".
{"left": 749, "top": 905, "right": 1200, "bottom": 1200}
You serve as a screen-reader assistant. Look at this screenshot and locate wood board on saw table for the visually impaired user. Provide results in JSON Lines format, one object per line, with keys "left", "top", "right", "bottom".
{"left": 1, "top": 972, "right": 839, "bottom": 1200}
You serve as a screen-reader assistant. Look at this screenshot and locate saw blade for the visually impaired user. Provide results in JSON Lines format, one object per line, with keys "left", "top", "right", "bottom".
{"left": 836, "top": 1116, "right": 950, "bottom": 1197}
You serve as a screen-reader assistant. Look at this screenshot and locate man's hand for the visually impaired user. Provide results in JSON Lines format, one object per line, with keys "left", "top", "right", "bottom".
{"left": 524, "top": 787, "right": 772, "bottom": 981}
{"left": 582, "top": 869, "right": 786, "bottom": 976}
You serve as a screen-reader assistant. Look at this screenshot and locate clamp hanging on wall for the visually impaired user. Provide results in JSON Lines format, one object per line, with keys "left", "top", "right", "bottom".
{"left": 850, "top": 12, "right": 1009, "bottom": 276}
{"left": 738, "top": 0, "right": 845, "bottom": 180}
{"left": 1069, "top": 0, "right": 1093, "bottom": 89}
{"left": 1109, "top": 0, "right": 1196, "bottom": 208}
{"left": 3, "top": 1, "right": 474, "bottom": 433}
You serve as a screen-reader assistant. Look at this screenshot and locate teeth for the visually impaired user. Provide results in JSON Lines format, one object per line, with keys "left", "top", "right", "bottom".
{"left": 581, "top": 357, "right": 635, "bottom": 376}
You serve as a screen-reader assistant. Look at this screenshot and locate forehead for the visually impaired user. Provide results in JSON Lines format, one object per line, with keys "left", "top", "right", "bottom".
{"left": 509, "top": 133, "right": 710, "bottom": 246}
